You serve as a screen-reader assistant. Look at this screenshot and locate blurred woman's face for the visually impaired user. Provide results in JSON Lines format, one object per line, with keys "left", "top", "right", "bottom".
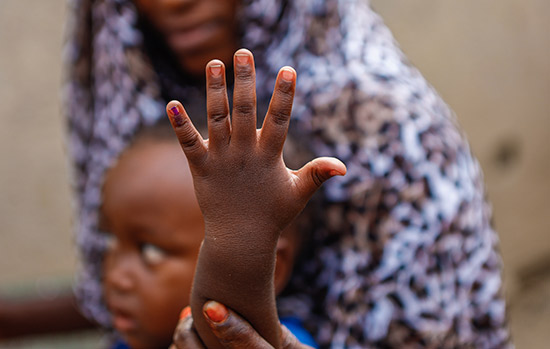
{"left": 133, "top": 0, "right": 239, "bottom": 76}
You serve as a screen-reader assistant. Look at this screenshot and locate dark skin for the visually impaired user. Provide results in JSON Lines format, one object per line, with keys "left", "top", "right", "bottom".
{"left": 166, "top": 49, "right": 346, "bottom": 348}
{"left": 0, "top": 137, "right": 304, "bottom": 347}
{"left": 134, "top": 1, "right": 333, "bottom": 346}
{"left": 171, "top": 304, "right": 314, "bottom": 349}
{"left": 101, "top": 138, "right": 309, "bottom": 348}
{"left": 101, "top": 140, "right": 206, "bottom": 348}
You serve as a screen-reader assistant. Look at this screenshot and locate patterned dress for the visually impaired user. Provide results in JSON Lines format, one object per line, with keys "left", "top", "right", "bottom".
{"left": 64, "top": 0, "right": 511, "bottom": 347}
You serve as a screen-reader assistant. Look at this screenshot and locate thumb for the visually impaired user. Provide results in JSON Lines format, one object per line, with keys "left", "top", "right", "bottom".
{"left": 202, "top": 301, "right": 272, "bottom": 348}
{"left": 294, "top": 157, "right": 346, "bottom": 198}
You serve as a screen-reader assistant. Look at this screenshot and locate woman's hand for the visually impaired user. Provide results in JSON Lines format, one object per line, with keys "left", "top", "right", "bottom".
{"left": 171, "top": 302, "right": 314, "bottom": 349}
{"left": 166, "top": 49, "right": 346, "bottom": 243}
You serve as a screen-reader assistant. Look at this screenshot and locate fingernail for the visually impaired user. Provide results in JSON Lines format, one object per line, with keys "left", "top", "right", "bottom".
{"left": 235, "top": 52, "right": 249, "bottom": 65}
{"left": 179, "top": 306, "right": 191, "bottom": 320}
{"left": 169, "top": 105, "right": 181, "bottom": 117}
{"left": 281, "top": 68, "right": 294, "bottom": 82}
{"left": 329, "top": 170, "right": 345, "bottom": 177}
{"left": 203, "top": 301, "right": 228, "bottom": 324}
{"left": 210, "top": 64, "right": 222, "bottom": 77}
{"left": 168, "top": 105, "right": 185, "bottom": 127}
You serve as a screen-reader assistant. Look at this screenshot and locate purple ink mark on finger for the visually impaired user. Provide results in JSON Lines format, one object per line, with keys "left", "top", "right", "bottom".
{"left": 173, "top": 115, "right": 185, "bottom": 127}
{"left": 170, "top": 106, "right": 180, "bottom": 117}
{"left": 169, "top": 106, "right": 185, "bottom": 126}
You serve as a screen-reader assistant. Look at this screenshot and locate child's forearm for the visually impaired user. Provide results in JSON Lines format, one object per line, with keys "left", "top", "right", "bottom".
{"left": 191, "top": 227, "right": 281, "bottom": 348}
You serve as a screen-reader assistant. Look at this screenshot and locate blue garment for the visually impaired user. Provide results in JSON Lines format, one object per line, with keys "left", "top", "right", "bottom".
{"left": 112, "top": 316, "right": 317, "bottom": 348}
{"left": 111, "top": 340, "right": 129, "bottom": 349}
{"left": 280, "top": 316, "right": 318, "bottom": 348}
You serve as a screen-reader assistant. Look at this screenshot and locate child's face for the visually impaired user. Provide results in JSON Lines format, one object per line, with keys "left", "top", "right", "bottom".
{"left": 100, "top": 138, "right": 302, "bottom": 347}
{"left": 101, "top": 140, "right": 204, "bottom": 348}
{"left": 133, "top": 0, "right": 239, "bottom": 75}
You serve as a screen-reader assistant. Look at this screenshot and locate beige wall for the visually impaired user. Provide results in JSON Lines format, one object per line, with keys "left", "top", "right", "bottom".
{"left": 0, "top": 0, "right": 548, "bottom": 347}
{"left": 0, "top": 1, "right": 75, "bottom": 285}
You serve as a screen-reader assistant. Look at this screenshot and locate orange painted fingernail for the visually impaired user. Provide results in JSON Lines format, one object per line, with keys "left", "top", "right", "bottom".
{"left": 179, "top": 306, "right": 191, "bottom": 320}
{"left": 203, "top": 301, "right": 228, "bottom": 323}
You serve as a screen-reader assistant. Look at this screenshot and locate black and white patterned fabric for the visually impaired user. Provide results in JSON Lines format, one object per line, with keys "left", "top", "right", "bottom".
{"left": 64, "top": 0, "right": 511, "bottom": 347}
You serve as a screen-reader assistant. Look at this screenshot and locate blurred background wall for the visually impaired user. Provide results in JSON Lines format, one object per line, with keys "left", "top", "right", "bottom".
{"left": 0, "top": 0, "right": 548, "bottom": 347}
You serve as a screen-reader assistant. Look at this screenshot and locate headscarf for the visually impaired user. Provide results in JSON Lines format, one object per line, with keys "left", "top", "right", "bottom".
{"left": 64, "top": 0, "right": 511, "bottom": 347}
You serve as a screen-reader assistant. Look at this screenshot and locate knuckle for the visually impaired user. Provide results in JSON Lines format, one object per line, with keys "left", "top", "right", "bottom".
{"left": 235, "top": 67, "right": 254, "bottom": 81}
{"left": 280, "top": 325, "right": 300, "bottom": 348}
{"left": 277, "top": 79, "right": 295, "bottom": 95}
{"left": 213, "top": 319, "right": 253, "bottom": 347}
{"left": 208, "top": 77, "right": 226, "bottom": 91}
{"left": 177, "top": 129, "right": 201, "bottom": 152}
{"left": 270, "top": 109, "right": 290, "bottom": 126}
{"left": 172, "top": 331, "right": 184, "bottom": 347}
{"left": 275, "top": 89, "right": 294, "bottom": 106}
{"left": 233, "top": 102, "right": 255, "bottom": 116}
{"left": 172, "top": 320, "right": 189, "bottom": 346}
{"left": 209, "top": 110, "right": 229, "bottom": 124}
{"left": 180, "top": 134, "right": 199, "bottom": 149}
{"left": 310, "top": 168, "right": 326, "bottom": 187}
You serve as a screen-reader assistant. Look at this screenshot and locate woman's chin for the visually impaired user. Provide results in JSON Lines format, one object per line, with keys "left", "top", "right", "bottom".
{"left": 171, "top": 37, "right": 237, "bottom": 77}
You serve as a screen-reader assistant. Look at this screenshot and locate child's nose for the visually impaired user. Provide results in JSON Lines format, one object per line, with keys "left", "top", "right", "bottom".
{"left": 104, "top": 253, "right": 138, "bottom": 293}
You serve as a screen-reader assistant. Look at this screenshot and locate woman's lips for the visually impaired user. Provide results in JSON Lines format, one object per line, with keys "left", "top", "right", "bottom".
{"left": 166, "top": 21, "right": 221, "bottom": 53}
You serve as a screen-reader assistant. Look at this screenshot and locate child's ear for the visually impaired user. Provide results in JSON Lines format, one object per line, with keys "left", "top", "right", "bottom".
{"left": 274, "top": 233, "right": 299, "bottom": 296}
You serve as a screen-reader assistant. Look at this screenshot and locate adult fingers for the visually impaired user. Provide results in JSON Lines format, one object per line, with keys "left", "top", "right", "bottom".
{"left": 231, "top": 48, "right": 257, "bottom": 146}
{"left": 294, "top": 157, "right": 347, "bottom": 199}
{"left": 167, "top": 101, "right": 207, "bottom": 166}
{"left": 280, "top": 325, "right": 314, "bottom": 349}
{"left": 206, "top": 59, "right": 231, "bottom": 152}
{"left": 203, "top": 301, "right": 272, "bottom": 349}
{"left": 259, "top": 66, "right": 296, "bottom": 158}
{"left": 172, "top": 307, "right": 205, "bottom": 349}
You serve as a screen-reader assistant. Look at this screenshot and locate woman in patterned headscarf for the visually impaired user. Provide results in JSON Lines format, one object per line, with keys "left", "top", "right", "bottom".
{"left": 65, "top": 0, "right": 511, "bottom": 347}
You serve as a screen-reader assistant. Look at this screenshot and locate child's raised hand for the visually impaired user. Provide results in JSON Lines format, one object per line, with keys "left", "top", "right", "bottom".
{"left": 167, "top": 49, "right": 345, "bottom": 244}
{"left": 167, "top": 49, "right": 345, "bottom": 348}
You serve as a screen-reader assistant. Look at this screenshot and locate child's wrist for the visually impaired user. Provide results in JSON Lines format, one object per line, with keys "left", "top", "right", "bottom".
{"left": 203, "top": 225, "right": 280, "bottom": 254}
{"left": 204, "top": 221, "right": 282, "bottom": 245}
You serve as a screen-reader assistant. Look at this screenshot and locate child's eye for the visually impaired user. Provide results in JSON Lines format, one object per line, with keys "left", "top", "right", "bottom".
{"left": 141, "top": 243, "right": 167, "bottom": 265}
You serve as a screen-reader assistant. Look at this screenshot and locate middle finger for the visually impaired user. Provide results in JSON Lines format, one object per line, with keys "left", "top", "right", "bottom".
{"left": 231, "top": 49, "right": 257, "bottom": 147}
{"left": 206, "top": 59, "right": 231, "bottom": 152}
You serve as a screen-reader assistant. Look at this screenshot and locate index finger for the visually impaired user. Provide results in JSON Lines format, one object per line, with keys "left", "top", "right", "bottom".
{"left": 259, "top": 67, "right": 296, "bottom": 158}
{"left": 166, "top": 100, "right": 207, "bottom": 166}
{"left": 172, "top": 311, "right": 206, "bottom": 348}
